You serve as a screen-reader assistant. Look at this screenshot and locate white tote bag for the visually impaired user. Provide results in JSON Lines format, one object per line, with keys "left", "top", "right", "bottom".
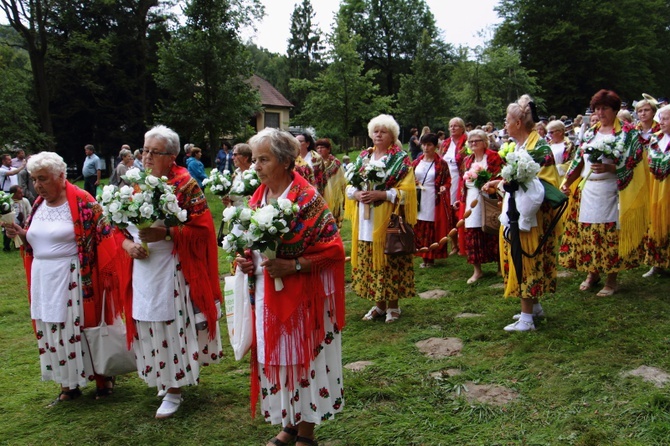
{"left": 224, "top": 268, "right": 253, "bottom": 361}
{"left": 81, "top": 295, "right": 137, "bottom": 376}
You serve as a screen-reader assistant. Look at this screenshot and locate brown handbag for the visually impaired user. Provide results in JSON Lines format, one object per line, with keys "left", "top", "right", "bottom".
{"left": 480, "top": 193, "right": 501, "bottom": 235}
{"left": 384, "top": 202, "right": 416, "bottom": 256}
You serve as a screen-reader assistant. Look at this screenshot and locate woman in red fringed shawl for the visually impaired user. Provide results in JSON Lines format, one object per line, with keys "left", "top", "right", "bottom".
{"left": 458, "top": 129, "right": 503, "bottom": 284}
{"left": 412, "top": 132, "right": 453, "bottom": 267}
{"left": 116, "top": 125, "right": 223, "bottom": 419}
{"left": 5, "top": 152, "right": 122, "bottom": 406}
{"left": 234, "top": 128, "right": 345, "bottom": 446}
{"left": 440, "top": 117, "right": 469, "bottom": 255}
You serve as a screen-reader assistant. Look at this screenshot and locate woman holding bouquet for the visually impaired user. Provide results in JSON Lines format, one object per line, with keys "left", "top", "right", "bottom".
{"left": 411, "top": 132, "right": 452, "bottom": 268}
{"left": 234, "top": 128, "right": 345, "bottom": 446}
{"left": 559, "top": 90, "right": 646, "bottom": 297}
{"left": 345, "top": 114, "right": 417, "bottom": 323}
{"left": 3, "top": 152, "right": 122, "bottom": 405}
{"left": 459, "top": 129, "right": 503, "bottom": 283}
{"left": 482, "top": 94, "right": 561, "bottom": 332}
{"left": 224, "top": 143, "right": 254, "bottom": 208}
{"left": 118, "top": 125, "right": 223, "bottom": 419}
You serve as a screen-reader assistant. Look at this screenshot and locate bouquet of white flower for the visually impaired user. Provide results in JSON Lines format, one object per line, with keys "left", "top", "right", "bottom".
{"left": 0, "top": 191, "right": 12, "bottom": 215}
{"left": 345, "top": 157, "right": 388, "bottom": 191}
{"left": 202, "top": 169, "right": 232, "bottom": 195}
{"left": 500, "top": 150, "right": 541, "bottom": 191}
{"left": 230, "top": 167, "right": 261, "bottom": 196}
{"left": 98, "top": 168, "right": 188, "bottom": 254}
{"left": 578, "top": 135, "right": 623, "bottom": 189}
{"left": 221, "top": 198, "right": 300, "bottom": 291}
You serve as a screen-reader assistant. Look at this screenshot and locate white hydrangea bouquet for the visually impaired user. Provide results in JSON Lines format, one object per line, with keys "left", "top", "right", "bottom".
{"left": 230, "top": 167, "right": 261, "bottom": 196}
{"left": 345, "top": 157, "right": 388, "bottom": 191}
{"left": 202, "top": 169, "right": 232, "bottom": 195}
{"left": 221, "top": 198, "right": 300, "bottom": 291}
{"left": 0, "top": 191, "right": 12, "bottom": 215}
{"left": 500, "top": 150, "right": 541, "bottom": 191}
{"left": 98, "top": 168, "right": 187, "bottom": 254}
{"left": 578, "top": 135, "right": 623, "bottom": 190}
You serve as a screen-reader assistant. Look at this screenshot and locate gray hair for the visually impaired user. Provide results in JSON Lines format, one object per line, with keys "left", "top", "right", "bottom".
{"left": 248, "top": 128, "right": 298, "bottom": 171}
{"left": 233, "top": 143, "right": 252, "bottom": 163}
{"left": 119, "top": 148, "right": 132, "bottom": 159}
{"left": 145, "top": 125, "right": 180, "bottom": 156}
{"left": 546, "top": 120, "right": 565, "bottom": 134}
{"left": 27, "top": 151, "right": 67, "bottom": 178}
{"left": 468, "top": 129, "right": 490, "bottom": 149}
{"left": 367, "top": 114, "right": 400, "bottom": 143}
{"left": 658, "top": 104, "right": 670, "bottom": 119}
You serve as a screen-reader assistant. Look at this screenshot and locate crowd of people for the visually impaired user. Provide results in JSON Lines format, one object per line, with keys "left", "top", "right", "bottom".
{"left": 1, "top": 88, "right": 668, "bottom": 445}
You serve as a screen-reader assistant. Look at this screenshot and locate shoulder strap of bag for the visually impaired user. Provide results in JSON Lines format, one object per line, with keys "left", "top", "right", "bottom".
{"left": 420, "top": 160, "right": 434, "bottom": 185}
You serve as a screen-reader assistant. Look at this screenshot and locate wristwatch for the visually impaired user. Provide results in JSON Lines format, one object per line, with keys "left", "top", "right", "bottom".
{"left": 164, "top": 227, "right": 172, "bottom": 241}
{"left": 294, "top": 258, "right": 302, "bottom": 271}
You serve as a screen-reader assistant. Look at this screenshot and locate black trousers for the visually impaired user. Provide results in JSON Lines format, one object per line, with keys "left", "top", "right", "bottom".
{"left": 84, "top": 176, "right": 97, "bottom": 198}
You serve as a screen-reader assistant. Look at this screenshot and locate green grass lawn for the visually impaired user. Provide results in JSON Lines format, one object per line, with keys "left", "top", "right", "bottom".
{"left": 1, "top": 174, "right": 669, "bottom": 445}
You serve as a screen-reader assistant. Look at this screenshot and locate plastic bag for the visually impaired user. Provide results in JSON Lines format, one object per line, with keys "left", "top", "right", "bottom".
{"left": 224, "top": 268, "right": 253, "bottom": 361}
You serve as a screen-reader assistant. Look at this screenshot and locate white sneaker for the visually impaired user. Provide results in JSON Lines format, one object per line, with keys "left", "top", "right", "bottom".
{"left": 512, "top": 309, "right": 545, "bottom": 320}
{"left": 157, "top": 389, "right": 167, "bottom": 398}
{"left": 155, "top": 393, "right": 182, "bottom": 419}
{"left": 504, "top": 320, "right": 535, "bottom": 332}
{"left": 642, "top": 267, "right": 658, "bottom": 278}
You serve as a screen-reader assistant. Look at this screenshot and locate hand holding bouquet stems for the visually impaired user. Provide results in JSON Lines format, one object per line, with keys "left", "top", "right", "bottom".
{"left": 98, "top": 168, "right": 187, "bottom": 255}
{"left": 578, "top": 135, "right": 622, "bottom": 190}
{"left": 221, "top": 198, "right": 300, "bottom": 291}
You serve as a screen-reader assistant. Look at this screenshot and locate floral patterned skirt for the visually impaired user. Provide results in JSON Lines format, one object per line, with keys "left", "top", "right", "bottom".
{"left": 259, "top": 305, "right": 343, "bottom": 426}
{"left": 464, "top": 227, "right": 499, "bottom": 265}
{"left": 133, "top": 263, "right": 223, "bottom": 391}
{"left": 352, "top": 242, "right": 415, "bottom": 302}
{"left": 36, "top": 258, "right": 94, "bottom": 388}
{"left": 499, "top": 206, "right": 558, "bottom": 299}
{"left": 644, "top": 235, "right": 670, "bottom": 269}
{"left": 414, "top": 220, "right": 448, "bottom": 261}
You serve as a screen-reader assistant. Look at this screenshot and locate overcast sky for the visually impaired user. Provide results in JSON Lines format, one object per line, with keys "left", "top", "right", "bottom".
{"left": 244, "top": 0, "right": 502, "bottom": 55}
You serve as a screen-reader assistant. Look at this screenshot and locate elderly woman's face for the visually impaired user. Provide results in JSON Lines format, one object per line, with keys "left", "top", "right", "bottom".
{"left": 31, "top": 168, "right": 66, "bottom": 204}
{"left": 372, "top": 126, "right": 394, "bottom": 150}
{"left": 467, "top": 135, "right": 486, "bottom": 153}
{"left": 142, "top": 136, "right": 176, "bottom": 177}
{"left": 659, "top": 111, "right": 670, "bottom": 135}
{"left": 449, "top": 121, "right": 464, "bottom": 138}
{"left": 252, "top": 140, "right": 289, "bottom": 186}
{"left": 233, "top": 149, "right": 251, "bottom": 170}
{"left": 547, "top": 128, "right": 563, "bottom": 143}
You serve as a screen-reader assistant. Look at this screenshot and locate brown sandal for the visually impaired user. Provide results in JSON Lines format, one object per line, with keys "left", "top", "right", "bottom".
{"left": 268, "top": 426, "right": 298, "bottom": 446}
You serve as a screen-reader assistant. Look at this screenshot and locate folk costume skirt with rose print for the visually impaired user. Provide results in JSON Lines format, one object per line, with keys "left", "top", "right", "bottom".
{"left": 133, "top": 256, "right": 223, "bottom": 391}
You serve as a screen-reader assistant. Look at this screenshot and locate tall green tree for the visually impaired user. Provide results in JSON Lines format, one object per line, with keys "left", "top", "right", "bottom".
{"left": 1, "top": 0, "right": 57, "bottom": 142}
{"left": 397, "top": 30, "right": 453, "bottom": 130}
{"left": 286, "top": 0, "right": 323, "bottom": 116}
{"left": 494, "top": 0, "right": 670, "bottom": 115}
{"left": 290, "top": 18, "right": 392, "bottom": 147}
{"left": 155, "top": 0, "right": 263, "bottom": 165}
{"left": 247, "top": 43, "right": 290, "bottom": 99}
{"left": 337, "top": 0, "right": 438, "bottom": 97}
{"left": 448, "top": 45, "right": 539, "bottom": 125}
{"left": 0, "top": 26, "right": 51, "bottom": 149}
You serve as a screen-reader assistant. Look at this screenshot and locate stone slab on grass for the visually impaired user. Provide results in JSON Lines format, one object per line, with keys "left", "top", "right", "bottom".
{"left": 419, "top": 289, "right": 450, "bottom": 300}
{"left": 416, "top": 337, "right": 463, "bottom": 358}
{"left": 344, "top": 361, "right": 374, "bottom": 372}
{"left": 460, "top": 381, "right": 519, "bottom": 406}
{"left": 622, "top": 365, "right": 670, "bottom": 388}
{"left": 455, "top": 312, "right": 483, "bottom": 319}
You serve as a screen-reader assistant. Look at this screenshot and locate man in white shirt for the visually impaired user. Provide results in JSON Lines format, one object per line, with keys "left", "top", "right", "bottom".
{"left": 1, "top": 154, "right": 25, "bottom": 193}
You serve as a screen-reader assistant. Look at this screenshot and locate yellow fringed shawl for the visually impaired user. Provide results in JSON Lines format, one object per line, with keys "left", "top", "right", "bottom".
{"left": 345, "top": 168, "right": 417, "bottom": 271}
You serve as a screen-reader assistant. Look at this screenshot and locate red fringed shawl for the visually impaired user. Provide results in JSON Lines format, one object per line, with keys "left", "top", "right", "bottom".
{"left": 118, "top": 164, "right": 222, "bottom": 344}
{"left": 248, "top": 172, "right": 345, "bottom": 414}
{"left": 22, "top": 182, "right": 122, "bottom": 329}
